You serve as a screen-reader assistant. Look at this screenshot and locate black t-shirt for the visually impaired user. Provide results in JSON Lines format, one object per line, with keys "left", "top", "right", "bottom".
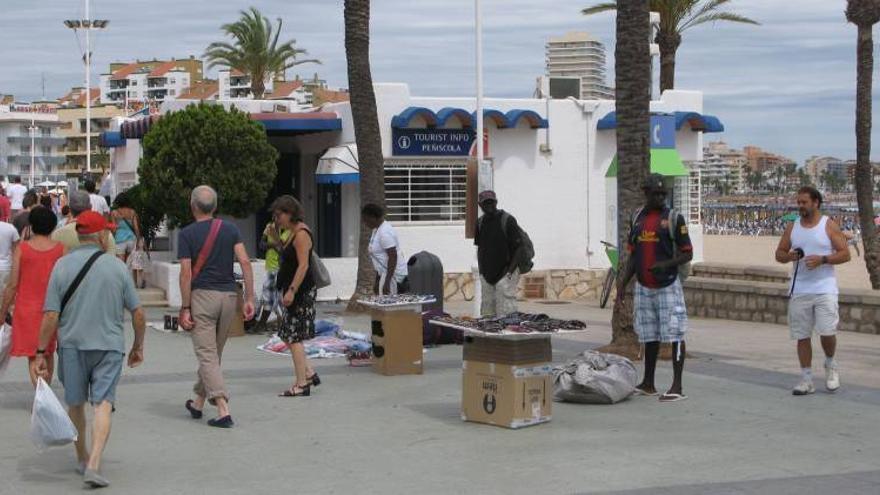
{"left": 276, "top": 229, "right": 315, "bottom": 304}
{"left": 628, "top": 207, "right": 692, "bottom": 289}
{"left": 177, "top": 219, "right": 242, "bottom": 293}
{"left": 474, "top": 210, "right": 522, "bottom": 285}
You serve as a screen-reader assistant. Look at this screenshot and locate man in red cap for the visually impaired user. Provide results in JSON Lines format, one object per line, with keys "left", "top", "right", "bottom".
{"left": 35, "top": 210, "right": 146, "bottom": 488}
{"left": 474, "top": 190, "right": 525, "bottom": 316}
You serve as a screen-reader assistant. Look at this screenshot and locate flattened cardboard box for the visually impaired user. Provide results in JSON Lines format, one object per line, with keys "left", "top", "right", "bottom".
{"left": 371, "top": 310, "right": 423, "bottom": 375}
{"left": 461, "top": 360, "right": 552, "bottom": 429}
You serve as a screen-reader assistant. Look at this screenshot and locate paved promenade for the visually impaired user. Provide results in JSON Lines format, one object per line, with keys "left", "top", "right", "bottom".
{"left": 1, "top": 301, "right": 878, "bottom": 494}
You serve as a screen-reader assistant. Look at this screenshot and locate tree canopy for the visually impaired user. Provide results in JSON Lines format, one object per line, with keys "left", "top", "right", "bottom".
{"left": 138, "top": 102, "right": 278, "bottom": 227}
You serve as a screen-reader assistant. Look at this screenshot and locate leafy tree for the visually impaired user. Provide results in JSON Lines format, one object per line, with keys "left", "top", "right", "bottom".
{"left": 344, "top": 0, "right": 386, "bottom": 308}
{"left": 138, "top": 103, "right": 278, "bottom": 227}
{"left": 583, "top": 0, "right": 759, "bottom": 92}
{"left": 846, "top": 0, "right": 880, "bottom": 289}
{"left": 204, "top": 7, "right": 320, "bottom": 99}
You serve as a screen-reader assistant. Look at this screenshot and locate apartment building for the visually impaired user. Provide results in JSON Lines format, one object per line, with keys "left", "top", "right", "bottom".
{"left": 0, "top": 103, "right": 65, "bottom": 182}
{"left": 217, "top": 70, "right": 344, "bottom": 107}
{"left": 742, "top": 145, "right": 796, "bottom": 172}
{"left": 57, "top": 87, "right": 124, "bottom": 176}
{"left": 100, "top": 57, "right": 203, "bottom": 105}
{"left": 546, "top": 31, "right": 614, "bottom": 100}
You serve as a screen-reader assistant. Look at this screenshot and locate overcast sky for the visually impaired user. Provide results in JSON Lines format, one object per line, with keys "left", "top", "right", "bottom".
{"left": 1, "top": 0, "right": 876, "bottom": 162}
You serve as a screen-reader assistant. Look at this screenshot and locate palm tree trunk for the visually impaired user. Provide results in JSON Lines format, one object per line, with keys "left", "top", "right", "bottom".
{"left": 854, "top": 23, "right": 880, "bottom": 289}
{"left": 344, "top": 0, "right": 386, "bottom": 309}
{"left": 605, "top": 0, "right": 651, "bottom": 358}
{"left": 656, "top": 32, "right": 681, "bottom": 93}
{"left": 252, "top": 76, "right": 266, "bottom": 99}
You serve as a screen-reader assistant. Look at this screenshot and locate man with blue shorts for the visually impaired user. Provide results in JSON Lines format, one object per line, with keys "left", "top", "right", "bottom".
{"left": 618, "top": 174, "right": 693, "bottom": 402}
{"left": 35, "top": 211, "right": 146, "bottom": 489}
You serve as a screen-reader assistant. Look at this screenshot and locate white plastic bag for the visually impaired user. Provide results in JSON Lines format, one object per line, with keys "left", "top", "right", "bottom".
{"left": 0, "top": 324, "right": 11, "bottom": 376}
{"left": 30, "top": 378, "right": 78, "bottom": 450}
{"left": 553, "top": 351, "right": 638, "bottom": 404}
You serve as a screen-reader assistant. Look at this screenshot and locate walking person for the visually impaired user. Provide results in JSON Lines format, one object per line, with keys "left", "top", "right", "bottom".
{"left": 0, "top": 206, "right": 64, "bottom": 386}
{"left": 618, "top": 175, "right": 693, "bottom": 402}
{"left": 252, "top": 218, "right": 290, "bottom": 334}
{"left": 34, "top": 211, "right": 145, "bottom": 489}
{"left": 474, "top": 190, "right": 524, "bottom": 317}
{"left": 83, "top": 179, "right": 110, "bottom": 219}
{"left": 0, "top": 186, "right": 11, "bottom": 222}
{"left": 362, "top": 204, "right": 408, "bottom": 295}
{"left": 271, "top": 195, "right": 320, "bottom": 397}
{"left": 0, "top": 214, "right": 19, "bottom": 294}
{"left": 8, "top": 176, "right": 27, "bottom": 217}
{"left": 775, "top": 186, "right": 851, "bottom": 395}
{"left": 111, "top": 192, "right": 144, "bottom": 286}
{"left": 178, "top": 186, "right": 255, "bottom": 427}
{"left": 12, "top": 191, "right": 38, "bottom": 239}
{"left": 52, "top": 191, "right": 116, "bottom": 253}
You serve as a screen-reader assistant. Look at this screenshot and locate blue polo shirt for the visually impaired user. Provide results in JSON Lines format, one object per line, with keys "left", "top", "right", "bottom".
{"left": 44, "top": 244, "right": 141, "bottom": 353}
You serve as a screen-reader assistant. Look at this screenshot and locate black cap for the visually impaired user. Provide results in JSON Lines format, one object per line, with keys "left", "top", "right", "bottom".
{"left": 642, "top": 173, "right": 667, "bottom": 192}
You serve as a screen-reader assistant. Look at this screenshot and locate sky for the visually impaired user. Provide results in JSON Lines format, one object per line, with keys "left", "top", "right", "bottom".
{"left": 0, "top": 0, "right": 877, "bottom": 163}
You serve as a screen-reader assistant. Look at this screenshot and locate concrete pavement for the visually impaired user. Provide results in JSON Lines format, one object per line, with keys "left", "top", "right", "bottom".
{"left": 1, "top": 301, "right": 879, "bottom": 494}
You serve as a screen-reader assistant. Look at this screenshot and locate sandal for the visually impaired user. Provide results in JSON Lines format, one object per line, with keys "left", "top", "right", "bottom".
{"left": 659, "top": 393, "right": 688, "bottom": 402}
{"left": 279, "top": 385, "right": 311, "bottom": 397}
{"left": 307, "top": 372, "right": 321, "bottom": 387}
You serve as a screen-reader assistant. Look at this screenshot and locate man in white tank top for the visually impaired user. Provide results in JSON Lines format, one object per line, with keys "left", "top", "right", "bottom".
{"left": 775, "top": 186, "right": 851, "bottom": 396}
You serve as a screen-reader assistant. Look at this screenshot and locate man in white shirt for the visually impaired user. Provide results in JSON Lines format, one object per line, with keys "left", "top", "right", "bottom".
{"left": 7, "top": 177, "right": 27, "bottom": 215}
{"left": 0, "top": 220, "right": 20, "bottom": 289}
{"left": 83, "top": 179, "right": 110, "bottom": 218}
{"left": 362, "top": 204, "right": 408, "bottom": 295}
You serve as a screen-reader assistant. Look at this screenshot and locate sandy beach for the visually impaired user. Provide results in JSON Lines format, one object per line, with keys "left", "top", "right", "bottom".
{"left": 703, "top": 235, "right": 872, "bottom": 290}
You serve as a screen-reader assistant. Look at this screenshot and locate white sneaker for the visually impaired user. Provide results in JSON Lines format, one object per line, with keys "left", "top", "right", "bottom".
{"left": 792, "top": 380, "right": 815, "bottom": 396}
{"left": 825, "top": 365, "right": 840, "bottom": 392}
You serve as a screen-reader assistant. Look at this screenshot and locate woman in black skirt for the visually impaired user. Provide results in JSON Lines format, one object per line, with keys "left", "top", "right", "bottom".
{"left": 271, "top": 195, "right": 320, "bottom": 397}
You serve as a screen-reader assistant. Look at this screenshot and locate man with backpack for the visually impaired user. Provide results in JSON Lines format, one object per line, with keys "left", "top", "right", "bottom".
{"left": 618, "top": 174, "right": 693, "bottom": 402}
{"left": 474, "top": 190, "right": 533, "bottom": 317}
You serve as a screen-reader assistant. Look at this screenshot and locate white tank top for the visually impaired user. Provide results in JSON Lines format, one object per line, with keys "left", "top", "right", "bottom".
{"left": 789, "top": 215, "right": 838, "bottom": 295}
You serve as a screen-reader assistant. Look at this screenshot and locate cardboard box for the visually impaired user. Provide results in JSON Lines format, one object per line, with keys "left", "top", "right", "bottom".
{"left": 462, "top": 335, "right": 551, "bottom": 365}
{"left": 228, "top": 289, "right": 245, "bottom": 337}
{"left": 461, "top": 360, "right": 552, "bottom": 429}
{"left": 371, "top": 309, "right": 423, "bottom": 375}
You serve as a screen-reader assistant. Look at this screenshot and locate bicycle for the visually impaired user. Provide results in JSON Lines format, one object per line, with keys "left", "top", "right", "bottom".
{"left": 599, "top": 240, "right": 619, "bottom": 309}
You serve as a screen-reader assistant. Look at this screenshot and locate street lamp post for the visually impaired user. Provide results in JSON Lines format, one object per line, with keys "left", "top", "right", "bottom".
{"left": 64, "top": 0, "right": 108, "bottom": 176}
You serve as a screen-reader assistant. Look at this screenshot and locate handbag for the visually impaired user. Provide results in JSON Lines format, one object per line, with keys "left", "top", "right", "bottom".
{"left": 310, "top": 252, "right": 331, "bottom": 289}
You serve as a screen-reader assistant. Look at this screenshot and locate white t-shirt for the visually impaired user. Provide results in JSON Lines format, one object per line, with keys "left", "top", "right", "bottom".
{"left": 369, "top": 221, "right": 408, "bottom": 282}
{"left": 0, "top": 221, "right": 21, "bottom": 271}
{"left": 7, "top": 183, "right": 27, "bottom": 210}
{"left": 90, "top": 194, "right": 110, "bottom": 215}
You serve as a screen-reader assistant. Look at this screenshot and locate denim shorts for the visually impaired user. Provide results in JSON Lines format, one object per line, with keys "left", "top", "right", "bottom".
{"left": 57, "top": 348, "right": 124, "bottom": 406}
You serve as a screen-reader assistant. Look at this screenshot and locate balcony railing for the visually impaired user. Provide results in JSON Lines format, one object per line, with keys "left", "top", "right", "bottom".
{"left": 7, "top": 136, "right": 67, "bottom": 146}
{"left": 7, "top": 155, "right": 66, "bottom": 166}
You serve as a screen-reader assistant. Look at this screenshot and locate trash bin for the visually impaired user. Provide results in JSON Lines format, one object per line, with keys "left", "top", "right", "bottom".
{"left": 407, "top": 251, "right": 444, "bottom": 313}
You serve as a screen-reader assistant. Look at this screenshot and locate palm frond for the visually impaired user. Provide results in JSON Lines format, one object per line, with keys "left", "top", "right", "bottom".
{"left": 581, "top": 2, "right": 618, "bottom": 16}
{"left": 680, "top": 0, "right": 758, "bottom": 31}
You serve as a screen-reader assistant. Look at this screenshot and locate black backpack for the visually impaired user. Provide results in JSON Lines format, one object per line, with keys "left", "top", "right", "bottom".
{"left": 479, "top": 211, "right": 535, "bottom": 275}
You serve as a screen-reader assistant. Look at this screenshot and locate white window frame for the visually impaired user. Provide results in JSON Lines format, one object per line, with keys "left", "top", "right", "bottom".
{"left": 383, "top": 158, "right": 468, "bottom": 225}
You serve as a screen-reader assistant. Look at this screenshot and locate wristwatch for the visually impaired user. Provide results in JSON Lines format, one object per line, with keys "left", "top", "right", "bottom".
{"left": 821, "top": 255, "right": 828, "bottom": 265}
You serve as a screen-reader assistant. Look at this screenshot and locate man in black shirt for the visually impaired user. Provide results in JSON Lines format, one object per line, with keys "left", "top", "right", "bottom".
{"left": 474, "top": 190, "right": 523, "bottom": 316}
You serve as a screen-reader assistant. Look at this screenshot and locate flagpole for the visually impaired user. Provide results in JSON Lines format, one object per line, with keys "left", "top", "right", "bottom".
{"left": 473, "top": 0, "right": 484, "bottom": 318}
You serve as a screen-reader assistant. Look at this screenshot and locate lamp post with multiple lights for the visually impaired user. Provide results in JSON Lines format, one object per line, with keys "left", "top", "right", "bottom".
{"left": 63, "top": 1, "right": 108, "bottom": 175}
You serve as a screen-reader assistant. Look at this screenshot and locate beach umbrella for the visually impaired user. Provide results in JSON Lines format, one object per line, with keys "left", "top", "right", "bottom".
{"left": 781, "top": 212, "right": 799, "bottom": 222}
{"left": 56, "top": 181, "right": 69, "bottom": 187}
{"left": 37, "top": 180, "right": 55, "bottom": 187}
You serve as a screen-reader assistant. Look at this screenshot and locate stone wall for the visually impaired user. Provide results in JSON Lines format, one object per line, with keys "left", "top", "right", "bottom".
{"left": 691, "top": 262, "right": 790, "bottom": 284}
{"left": 443, "top": 269, "right": 607, "bottom": 302}
{"left": 683, "top": 277, "right": 880, "bottom": 335}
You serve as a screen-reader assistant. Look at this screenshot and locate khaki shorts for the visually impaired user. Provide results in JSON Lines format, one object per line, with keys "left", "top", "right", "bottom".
{"left": 788, "top": 294, "right": 839, "bottom": 340}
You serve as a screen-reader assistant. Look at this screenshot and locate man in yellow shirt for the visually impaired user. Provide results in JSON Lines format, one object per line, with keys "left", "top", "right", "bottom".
{"left": 251, "top": 220, "right": 289, "bottom": 334}
{"left": 52, "top": 191, "right": 117, "bottom": 253}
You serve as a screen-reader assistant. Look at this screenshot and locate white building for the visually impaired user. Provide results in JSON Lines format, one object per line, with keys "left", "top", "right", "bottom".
{"left": 100, "top": 59, "right": 202, "bottom": 105}
{"left": 697, "top": 141, "right": 747, "bottom": 194}
{"left": 546, "top": 31, "right": 614, "bottom": 100}
{"left": 218, "top": 70, "right": 332, "bottom": 107}
{"left": 104, "top": 84, "right": 723, "bottom": 305}
{"left": 0, "top": 103, "right": 65, "bottom": 182}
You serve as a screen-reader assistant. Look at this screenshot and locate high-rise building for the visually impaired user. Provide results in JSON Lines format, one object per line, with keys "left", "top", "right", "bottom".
{"left": 0, "top": 102, "right": 65, "bottom": 182}
{"left": 545, "top": 31, "right": 614, "bottom": 100}
{"left": 698, "top": 141, "right": 747, "bottom": 193}
{"left": 742, "top": 145, "right": 796, "bottom": 173}
{"left": 99, "top": 57, "right": 204, "bottom": 106}
{"left": 57, "top": 87, "right": 124, "bottom": 177}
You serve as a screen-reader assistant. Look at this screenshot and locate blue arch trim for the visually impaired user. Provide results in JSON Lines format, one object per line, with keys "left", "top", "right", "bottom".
{"left": 471, "top": 109, "right": 510, "bottom": 128}
{"left": 391, "top": 107, "right": 438, "bottom": 128}
{"left": 598, "top": 111, "right": 724, "bottom": 133}
{"left": 436, "top": 107, "right": 474, "bottom": 128}
{"left": 506, "top": 109, "right": 548, "bottom": 129}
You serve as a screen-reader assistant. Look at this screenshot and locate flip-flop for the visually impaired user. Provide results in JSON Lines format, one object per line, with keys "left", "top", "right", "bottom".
{"left": 634, "top": 388, "right": 659, "bottom": 397}
{"left": 659, "top": 393, "right": 688, "bottom": 402}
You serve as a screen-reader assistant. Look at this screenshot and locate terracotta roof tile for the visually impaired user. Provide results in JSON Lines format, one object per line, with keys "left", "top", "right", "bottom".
{"left": 111, "top": 62, "right": 147, "bottom": 81}
{"left": 178, "top": 81, "right": 219, "bottom": 100}
{"left": 313, "top": 88, "right": 350, "bottom": 104}
{"left": 148, "top": 61, "right": 179, "bottom": 77}
{"left": 266, "top": 81, "right": 304, "bottom": 99}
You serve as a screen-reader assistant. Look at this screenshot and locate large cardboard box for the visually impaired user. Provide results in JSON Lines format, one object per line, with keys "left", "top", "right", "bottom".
{"left": 371, "top": 310, "right": 423, "bottom": 375}
{"left": 462, "top": 335, "right": 551, "bottom": 365}
{"left": 461, "top": 360, "right": 552, "bottom": 429}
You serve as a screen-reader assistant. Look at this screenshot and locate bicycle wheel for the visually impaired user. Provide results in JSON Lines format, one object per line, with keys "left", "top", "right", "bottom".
{"left": 600, "top": 268, "right": 616, "bottom": 308}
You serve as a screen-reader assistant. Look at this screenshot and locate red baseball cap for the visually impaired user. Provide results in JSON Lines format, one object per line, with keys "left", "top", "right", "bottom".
{"left": 75, "top": 211, "right": 116, "bottom": 235}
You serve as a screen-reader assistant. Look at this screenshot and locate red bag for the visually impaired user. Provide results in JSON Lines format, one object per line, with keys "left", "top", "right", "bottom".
{"left": 192, "top": 219, "right": 222, "bottom": 279}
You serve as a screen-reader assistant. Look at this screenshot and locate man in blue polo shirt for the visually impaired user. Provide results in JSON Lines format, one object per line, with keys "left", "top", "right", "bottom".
{"left": 35, "top": 211, "right": 146, "bottom": 489}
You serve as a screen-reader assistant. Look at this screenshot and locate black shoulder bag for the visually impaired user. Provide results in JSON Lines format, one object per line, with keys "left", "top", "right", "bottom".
{"left": 60, "top": 251, "right": 105, "bottom": 314}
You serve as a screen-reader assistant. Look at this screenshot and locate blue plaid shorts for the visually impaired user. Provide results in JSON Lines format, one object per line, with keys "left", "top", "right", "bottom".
{"left": 634, "top": 279, "right": 688, "bottom": 343}
{"left": 260, "top": 271, "right": 280, "bottom": 313}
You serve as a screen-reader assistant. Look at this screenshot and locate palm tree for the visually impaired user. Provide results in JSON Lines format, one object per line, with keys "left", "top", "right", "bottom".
{"left": 204, "top": 7, "right": 320, "bottom": 99}
{"left": 604, "top": 0, "right": 651, "bottom": 359}
{"left": 344, "top": 0, "right": 386, "bottom": 307}
{"left": 583, "top": 0, "right": 759, "bottom": 92}
{"left": 846, "top": 0, "right": 880, "bottom": 289}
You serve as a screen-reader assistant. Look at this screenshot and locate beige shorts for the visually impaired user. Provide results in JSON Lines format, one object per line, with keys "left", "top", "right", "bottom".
{"left": 788, "top": 294, "right": 839, "bottom": 340}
